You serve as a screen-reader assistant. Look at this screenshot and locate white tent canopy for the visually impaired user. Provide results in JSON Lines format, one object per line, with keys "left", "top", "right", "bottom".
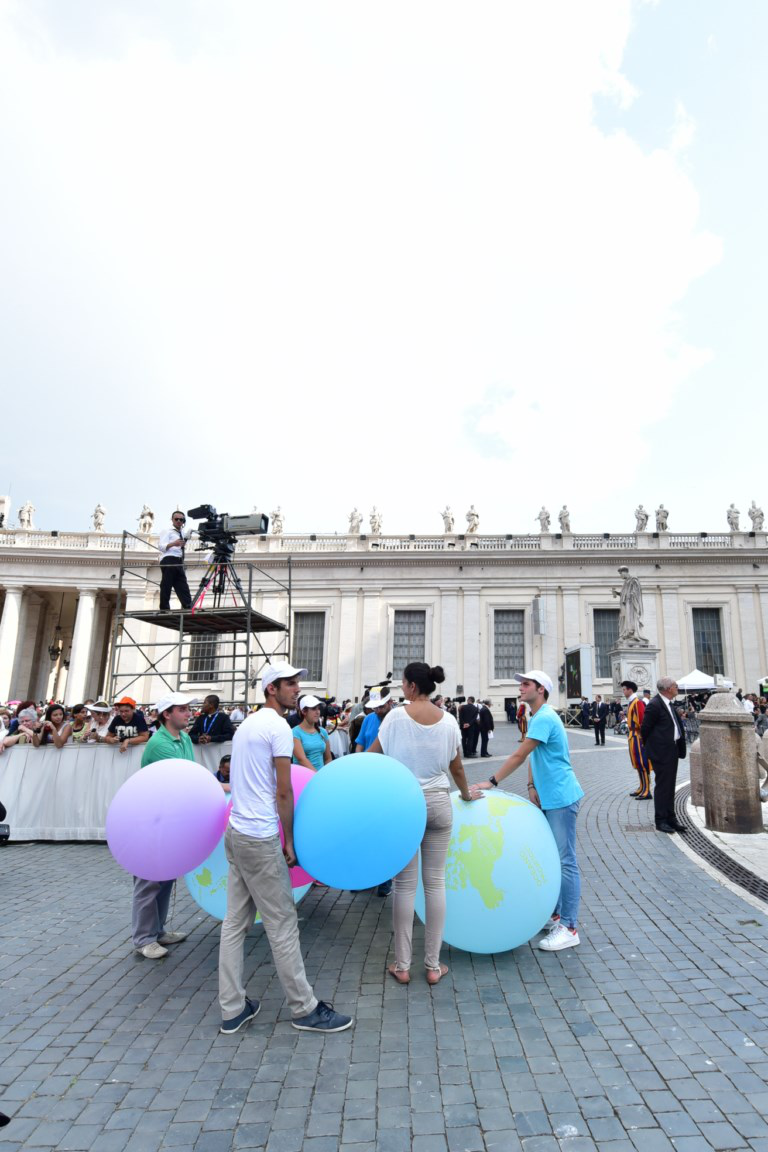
{"left": 677, "top": 669, "right": 715, "bottom": 691}
{"left": 677, "top": 668, "right": 733, "bottom": 691}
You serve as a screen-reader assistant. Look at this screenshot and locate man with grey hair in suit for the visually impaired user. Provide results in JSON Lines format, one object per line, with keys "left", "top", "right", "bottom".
{"left": 640, "top": 677, "right": 688, "bottom": 834}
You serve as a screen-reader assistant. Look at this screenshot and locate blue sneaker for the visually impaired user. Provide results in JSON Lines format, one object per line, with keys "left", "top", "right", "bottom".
{"left": 291, "top": 1000, "right": 353, "bottom": 1033}
{"left": 220, "top": 997, "right": 260, "bottom": 1034}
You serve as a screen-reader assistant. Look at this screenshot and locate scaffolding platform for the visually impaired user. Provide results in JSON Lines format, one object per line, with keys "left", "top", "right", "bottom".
{"left": 108, "top": 532, "right": 292, "bottom": 706}
{"left": 125, "top": 607, "right": 287, "bottom": 637}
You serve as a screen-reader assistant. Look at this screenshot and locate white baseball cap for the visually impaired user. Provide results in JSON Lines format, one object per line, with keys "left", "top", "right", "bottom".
{"left": 154, "top": 693, "right": 198, "bottom": 714}
{"left": 299, "top": 694, "right": 323, "bottom": 710}
{"left": 514, "top": 670, "right": 554, "bottom": 695}
{"left": 365, "top": 688, "right": 392, "bottom": 710}
{"left": 261, "top": 663, "right": 308, "bottom": 690}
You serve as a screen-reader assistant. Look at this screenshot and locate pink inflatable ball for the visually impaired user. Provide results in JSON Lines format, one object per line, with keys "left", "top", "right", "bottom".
{"left": 106, "top": 759, "right": 230, "bottom": 881}
{"left": 279, "top": 763, "right": 316, "bottom": 888}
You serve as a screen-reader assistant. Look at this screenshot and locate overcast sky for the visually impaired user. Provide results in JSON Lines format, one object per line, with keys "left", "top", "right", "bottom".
{"left": 1, "top": 0, "right": 766, "bottom": 537}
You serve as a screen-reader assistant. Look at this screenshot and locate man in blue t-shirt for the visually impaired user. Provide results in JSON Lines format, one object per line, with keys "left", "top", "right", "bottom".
{"left": 473, "top": 669, "right": 584, "bottom": 952}
{"left": 354, "top": 689, "right": 393, "bottom": 752}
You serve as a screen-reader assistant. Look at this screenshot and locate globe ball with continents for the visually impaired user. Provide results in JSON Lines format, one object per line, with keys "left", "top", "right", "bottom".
{"left": 415, "top": 791, "right": 561, "bottom": 953}
{"left": 185, "top": 831, "right": 311, "bottom": 922}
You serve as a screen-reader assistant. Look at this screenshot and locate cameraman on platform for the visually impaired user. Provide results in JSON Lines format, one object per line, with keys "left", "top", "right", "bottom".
{"left": 159, "top": 511, "right": 193, "bottom": 612}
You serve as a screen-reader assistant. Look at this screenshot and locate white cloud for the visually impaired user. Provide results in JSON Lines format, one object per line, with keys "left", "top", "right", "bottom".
{"left": 0, "top": 1, "right": 724, "bottom": 534}
{"left": 670, "top": 100, "right": 696, "bottom": 154}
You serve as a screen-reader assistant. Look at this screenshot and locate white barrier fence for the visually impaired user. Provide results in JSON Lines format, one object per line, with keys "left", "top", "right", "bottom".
{"left": 0, "top": 742, "right": 231, "bottom": 841}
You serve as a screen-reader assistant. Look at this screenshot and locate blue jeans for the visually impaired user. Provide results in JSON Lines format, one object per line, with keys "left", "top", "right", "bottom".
{"left": 544, "top": 800, "right": 581, "bottom": 930}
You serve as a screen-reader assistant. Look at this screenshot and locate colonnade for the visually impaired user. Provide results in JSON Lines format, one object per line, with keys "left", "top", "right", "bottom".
{"left": 0, "top": 585, "right": 115, "bottom": 703}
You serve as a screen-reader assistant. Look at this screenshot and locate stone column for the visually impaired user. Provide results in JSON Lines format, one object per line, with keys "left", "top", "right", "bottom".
{"left": 65, "top": 588, "right": 97, "bottom": 705}
{"left": 699, "top": 692, "right": 762, "bottom": 834}
{"left": 0, "top": 586, "right": 24, "bottom": 701}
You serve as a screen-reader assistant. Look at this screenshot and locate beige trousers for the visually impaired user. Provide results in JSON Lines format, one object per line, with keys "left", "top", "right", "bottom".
{"left": 218, "top": 826, "right": 317, "bottom": 1020}
{"left": 392, "top": 789, "right": 453, "bottom": 972}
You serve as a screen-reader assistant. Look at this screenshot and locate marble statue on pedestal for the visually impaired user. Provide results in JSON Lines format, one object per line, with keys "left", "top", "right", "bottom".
{"left": 558, "top": 505, "right": 571, "bottom": 533}
{"left": 726, "top": 503, "right": 740, "bottom": 531}
{"left": 634, "top": 504, "right": 648, "bottom": 532}
{"left": 655, "top": 504, "right": 669, "bottom": 531}
{"left": 18, "top": 500, "right": 35, "bottom": 530}
{"left": 536, "top": 506, "right": 551, "bottom": 532}
{"left": 348, "top": 507, "right": 362, "bottom": 533}
{"left": 270, "top": 507, "right": 284, "bottom": 535}
{"left": 370, "top": 506, "right": 382, "bottom": 534}
{"left": 138, "top": 505, "right": 154, "bottom": 534}
{"left": 92, "top": 504, "right": 106, "bottom": 532}
{"left": 612, "top": 566, "right": 648, "bottom": 647}
{"left": 748, "top": 501, "right": 764, "bottom": 531}
{"left": 441, "top": 506, "right": 454, "bottom": 533}
{"left": 465, "top": 505, "right": 479, "bottom": 533}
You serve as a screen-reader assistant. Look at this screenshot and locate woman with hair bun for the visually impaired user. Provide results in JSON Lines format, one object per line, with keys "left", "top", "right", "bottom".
{"left": 370, "top": 661, "right": 477, "bottom": 986}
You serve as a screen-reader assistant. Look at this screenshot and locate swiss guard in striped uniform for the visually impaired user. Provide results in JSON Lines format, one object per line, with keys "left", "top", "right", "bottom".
{"left": 621, "top": 679, "right": 652, "bottom": 799}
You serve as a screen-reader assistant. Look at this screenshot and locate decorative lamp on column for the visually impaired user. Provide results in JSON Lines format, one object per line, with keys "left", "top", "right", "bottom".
{"left": 48, "top": 594, "right": 64, "bottom": 662}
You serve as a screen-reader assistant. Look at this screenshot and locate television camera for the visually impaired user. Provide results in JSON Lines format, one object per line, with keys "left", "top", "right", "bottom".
{"left": 187, "top": 504, "right": 269, "bottom": 560}
{"left": 186, "top": 503, "right": 269, "bottom": 608}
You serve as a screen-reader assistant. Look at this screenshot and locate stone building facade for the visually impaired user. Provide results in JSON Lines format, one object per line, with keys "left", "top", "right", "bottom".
{"left": 1, "top": 527, "right": 767, "bottom": 710}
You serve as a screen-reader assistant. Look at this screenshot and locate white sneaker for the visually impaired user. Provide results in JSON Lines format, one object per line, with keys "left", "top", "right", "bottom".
{"left": 137, "top": 941, "right": 168, "bottom": 959}
{"left": 158, "top": 931, "right": 187, "bottom": 945}
{"left": 538, "top": 924, "right": 579, "bottom": 951}
{"left": 543, "top": 914, "right": 560, "bottom": 931}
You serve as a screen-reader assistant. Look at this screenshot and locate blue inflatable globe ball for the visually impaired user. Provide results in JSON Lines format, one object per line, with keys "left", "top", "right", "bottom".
{"left": 415, "top": 791, "right": 561, "bottom": 953}
{"left": 185, "top": 830, "right": 311, "bottom": 922}
{"left": 293, "top": 753, "right": 427, "bottom": 889}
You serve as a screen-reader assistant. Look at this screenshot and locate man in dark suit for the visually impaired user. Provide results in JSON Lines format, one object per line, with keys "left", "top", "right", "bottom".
{"left": 458, "top": 697, "right": 479, "bottom": 758}
{"left": 189, "top": 694, "right": 235, "bottom": 745}
{"left": 640, "top": 677, "right": 687, "bottom": 834}
{"left": 590, "top": 695, "right": 608, "bottom": 745}
{"left": 477, "top": 699, "right": 495, "bottom": 758}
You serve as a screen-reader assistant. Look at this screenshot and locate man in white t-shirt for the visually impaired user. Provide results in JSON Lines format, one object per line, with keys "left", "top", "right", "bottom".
{"left": 218, "top": 662, "right": 353, "bottom": 1035}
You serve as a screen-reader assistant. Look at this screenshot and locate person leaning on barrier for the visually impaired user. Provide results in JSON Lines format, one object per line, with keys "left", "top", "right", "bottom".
{"left": 87, "top": 700, "right": 113, "bottom": 742}
{"left": 31, "top": 704, "right": 69, "bottom": 748}
{"left": 189, "top": 694, "right": 234, "bottom": 745}
{"left": 104, "top": 697, "right": 150, "bottom": 753}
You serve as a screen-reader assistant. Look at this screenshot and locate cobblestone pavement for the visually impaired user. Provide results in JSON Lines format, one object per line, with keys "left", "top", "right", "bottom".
{"left": 2, "top": 723, "right": 768, "bottom": 1151}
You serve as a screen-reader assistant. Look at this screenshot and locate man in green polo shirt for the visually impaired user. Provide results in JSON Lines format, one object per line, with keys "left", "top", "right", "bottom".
{"left": 132, "top": 693, "right": 198, "bottom": 959}
{"left": 142, "top": 696, "right": 196, "bottom": 765}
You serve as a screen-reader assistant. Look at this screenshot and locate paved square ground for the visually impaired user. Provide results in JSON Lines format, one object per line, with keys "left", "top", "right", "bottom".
{"left": 2, "top": 723, "right": 768, "bottom": 1151}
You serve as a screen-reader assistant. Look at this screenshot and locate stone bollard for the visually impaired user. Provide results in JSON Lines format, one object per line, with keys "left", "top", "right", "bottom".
{"left": 699, "top": 692, "right": 763, "bottom": 834}
{"left": 688, "top": 737, "right": 703, "bottom": 807}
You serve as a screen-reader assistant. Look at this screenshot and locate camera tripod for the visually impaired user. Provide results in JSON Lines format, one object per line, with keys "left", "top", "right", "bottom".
{"left": 193, "top": 547, "right": 247, "bottom": 610}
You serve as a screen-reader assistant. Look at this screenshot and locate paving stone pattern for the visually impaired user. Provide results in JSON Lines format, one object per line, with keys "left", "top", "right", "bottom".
{"left": 2, "top": 724, "right": 768, "bottom": 1150}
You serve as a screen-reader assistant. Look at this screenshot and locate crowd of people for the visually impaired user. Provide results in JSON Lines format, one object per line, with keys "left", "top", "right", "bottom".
{"left": 574, "top": 688, "right": 768, "bottom": 743}
{"left": 0, "top": 693, "right": 243, "bottom": 753}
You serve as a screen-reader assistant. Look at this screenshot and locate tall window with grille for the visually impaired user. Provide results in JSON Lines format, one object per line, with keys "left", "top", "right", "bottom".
{"left": 187, "top": 635, "right": 219, "bottom": 683}
{"left": 292, "top": 612, "right": 325, "bottom": 682}
{"left": 692, "top": 607, "right": 725, "bottom": 675}
{"left": 494, "top": 610, "right": 525, "bottom": 679}
{"left": 593, "top": 609, "right": 619, "bottom": 678}
{"left": 392, "top": 610, "right": 426, "bottom": 677}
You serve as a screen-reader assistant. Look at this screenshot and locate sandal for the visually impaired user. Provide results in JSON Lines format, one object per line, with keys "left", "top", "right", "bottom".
{"left": 426, "top": 964, "right": 449, "bottom": 986}
{"left": 387, "top": 963, "right": 410, "bottom": 985}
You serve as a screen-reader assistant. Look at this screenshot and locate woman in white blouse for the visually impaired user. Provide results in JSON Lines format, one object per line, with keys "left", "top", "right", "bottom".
{"left": 371, "top": 662, "right": 476, "bottom": 986}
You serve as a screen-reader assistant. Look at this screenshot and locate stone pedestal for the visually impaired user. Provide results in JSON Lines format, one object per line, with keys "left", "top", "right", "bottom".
{"left": 688, "top": 738, "right": 703, "bottom": 807}
{"left": 609, "top": 645, "right": 659, "bottom": 697}
{"left": 700, "top": 692, "right": 763, "bottom": 834}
